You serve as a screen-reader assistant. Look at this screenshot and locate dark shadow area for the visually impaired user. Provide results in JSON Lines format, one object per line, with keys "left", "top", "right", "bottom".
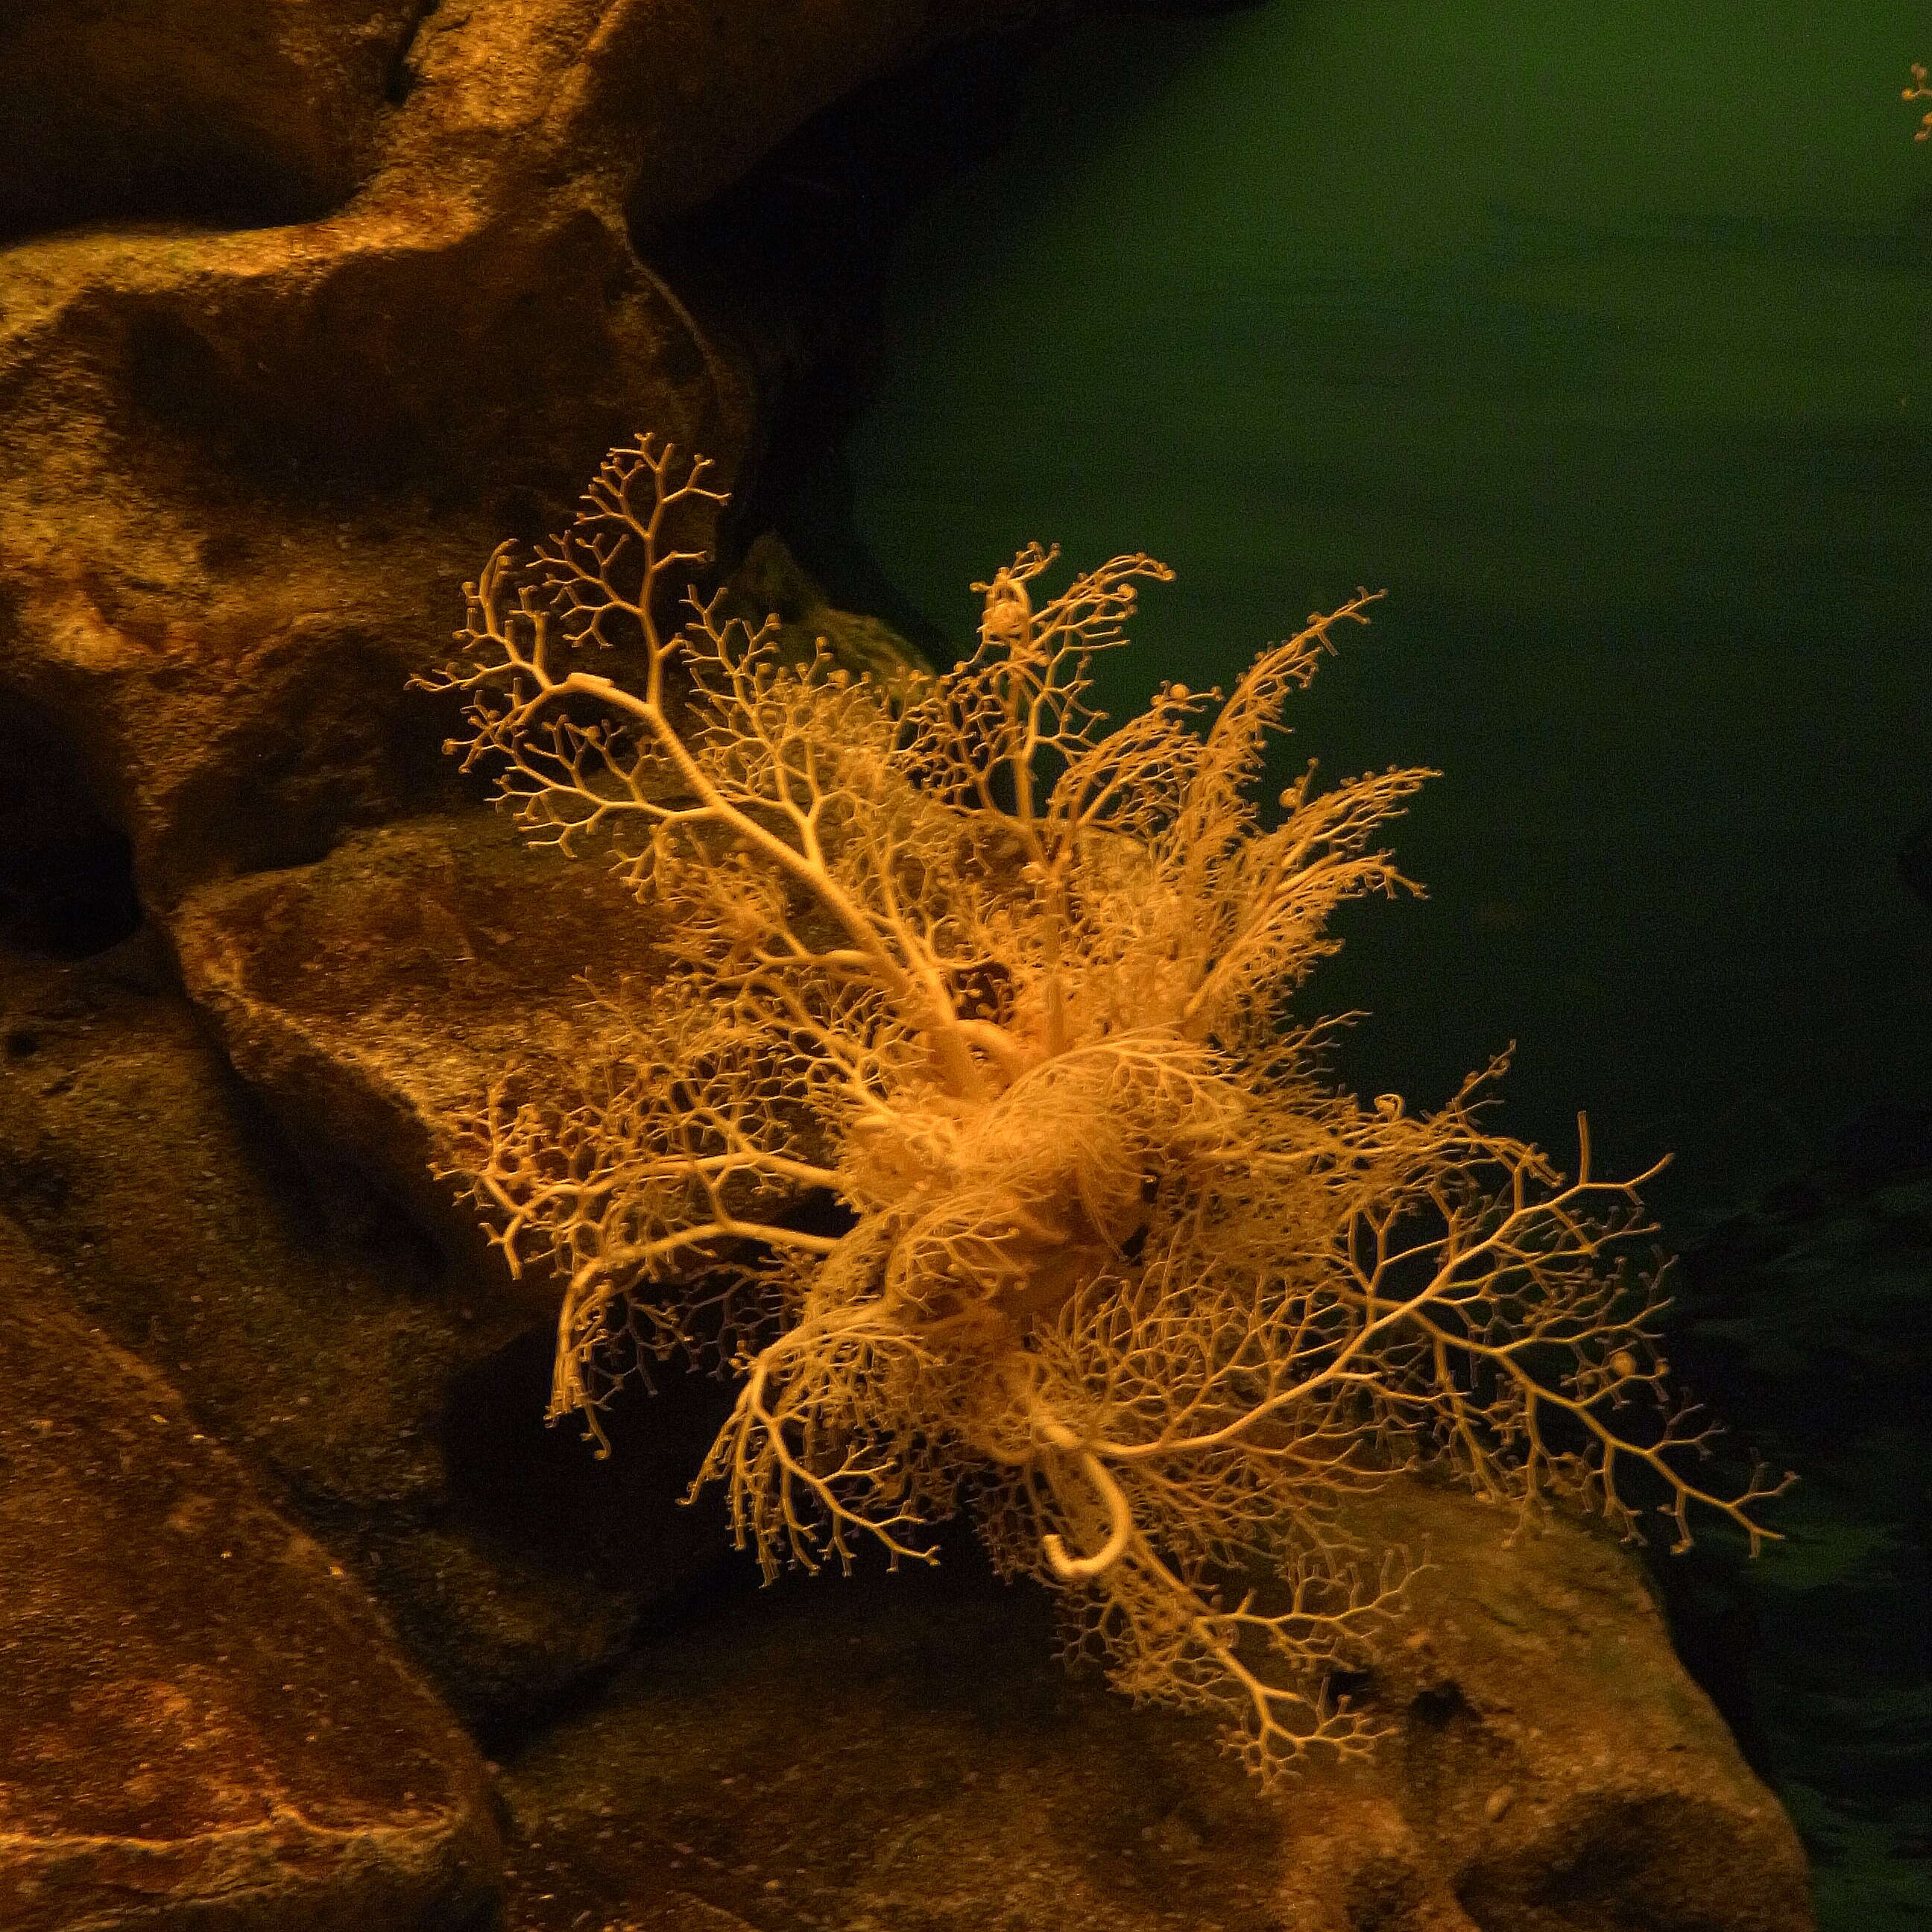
{"left": 1658, "top": 1100, "right": 1932, "bottom": 1897}
{"left": 171, "top": 644, "right": 463, "bottom": 886}
{"left": 0, "top": 142, "right": 341, "bottom": 250}
{"left": 650, "top": 5, "right": 1303, "bottom": 666}
{"left": 0, "top": 3, "right": 397, "bottom": 246}
{"left": 0, "top": 697, "right": 143, "bottom": 958}
{"left": 440, "top": 1189, "right": 874, "bottom": 1649}
{"left": 1900, "top": 812, "right": 1932, "bottom": 912}
{"left": 117, "top": 277, "right": 625, "bottom": 517}
{"left": 443, "top": 1324, "right": 737, "bottom": 1597}
{"left": 645, "top": 29, "right": 1046, "bottom": 662}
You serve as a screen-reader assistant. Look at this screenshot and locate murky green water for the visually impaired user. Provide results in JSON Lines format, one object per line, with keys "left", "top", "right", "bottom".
{"left": 838, "top": 1, "right": 1932, "bottom": 1225}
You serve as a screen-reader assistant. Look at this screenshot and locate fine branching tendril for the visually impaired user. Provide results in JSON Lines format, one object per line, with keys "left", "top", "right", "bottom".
{"left": 415, "top": 435, "right": 1791, "bottom": 1784}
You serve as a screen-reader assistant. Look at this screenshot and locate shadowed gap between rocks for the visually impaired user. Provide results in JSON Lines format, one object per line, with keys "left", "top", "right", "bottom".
{"left": 0, "top": 695, "right": 143, "bottom": 958}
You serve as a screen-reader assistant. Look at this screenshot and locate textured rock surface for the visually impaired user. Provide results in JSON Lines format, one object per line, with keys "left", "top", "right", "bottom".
{"left": 0, "top": 0, "right": 1025, "bottom": 1760}
{"left": 0, "top": 0, "right": 1012, "bottom": 914}
{"left": 0, "top": 934, "right": 739, "bottom": 1742}
{"left": 0, "top": 1233, "right": 501, "bottom": 1932}
{"left": 168, "top": 809, "right": 672, "bottom": 1260}
{"left": 497, "top": 1480, "right": 1811, "bottom": 1932}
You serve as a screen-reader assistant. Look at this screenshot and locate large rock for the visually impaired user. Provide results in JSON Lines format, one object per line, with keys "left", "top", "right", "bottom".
{"left": 0, "top": 0, "right": 1029, "bottom": 1748}
{"left": 167, "top": 809, "right": 672, "bottom": 1264}
{"left": 496, "top": 1480, "right": 1812, "bottom": 1932}
{"left": 0, "top": 0, "right": 1023, "bottom": 912}
{"left": 0, "top": 935, "right": 729, "bottom": 1740}
{"left": 0, "top": 1234, "right": 502, "bottom": 1932}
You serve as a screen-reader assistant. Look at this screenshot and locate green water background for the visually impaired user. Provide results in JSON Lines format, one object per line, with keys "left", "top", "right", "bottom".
{"left": 835, "top": 0, "right": 1932, "bottom": 1230}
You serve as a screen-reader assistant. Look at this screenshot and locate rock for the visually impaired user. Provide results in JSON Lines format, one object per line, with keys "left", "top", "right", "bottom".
{"left": 0, "top": 1234, "right": 502, "bottom": 1932}
{"left": 0, "top": 935, "right": 728, "bottom": 1740}
{"left": 166, "top": 809, "right": 674, "bottom": 1264}
{"left": 4, "top": 925, "right": 1814, "bottom": 1926}
{"left": 495, "top": 1480, "right": 1813, "bottom": 1932}
{"left": 1283, "top": 1483, "right": 1812, "bottom": 1932}
{"left": 722, "top": 531, "right": 935, "bottom": 691}
{"left": 0, "top": 0, "right": 1026, "bottom": 912}
{"left": 0, "top": 0, "right": 1055, "bottom": 1765}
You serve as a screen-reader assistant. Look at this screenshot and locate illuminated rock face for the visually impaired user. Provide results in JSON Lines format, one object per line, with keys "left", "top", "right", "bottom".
{"left": 0, "top": 1280, "right": 500, "bottom": 1932}
{"left": 488, "top": 1477, "right": 1815, "bottom": 1932}
{"left": 0, "top": 0, "right": 1023, "bottom": 914}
